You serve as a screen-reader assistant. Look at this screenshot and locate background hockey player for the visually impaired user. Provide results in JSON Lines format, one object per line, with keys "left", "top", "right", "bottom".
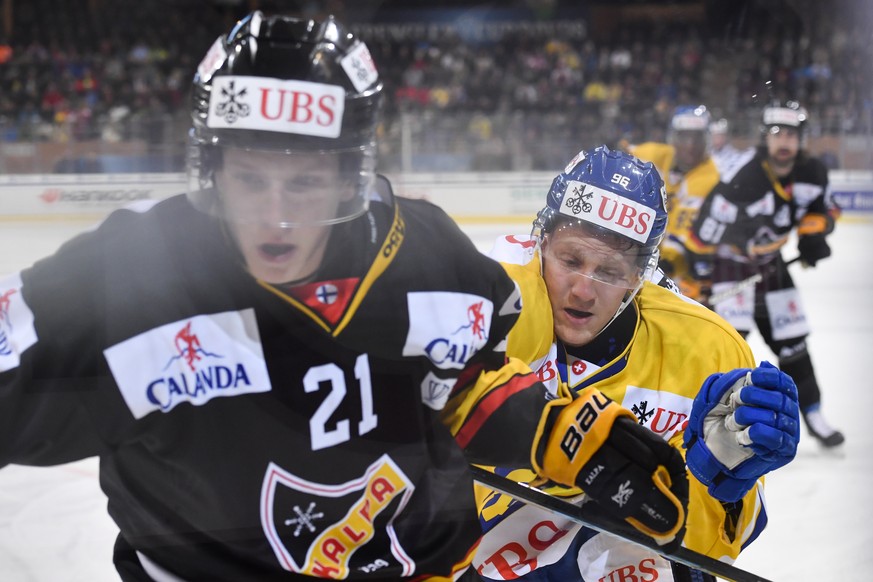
{"left": 469, "top": 146, "right": 800, "bottom": 581}
{"left": 624, "top": 105, "right": 722, "bottom": 302}
{"left": 0, "top": 11, "right": 693, "bottom": 581}
{"left": 689, "top": 99, "right": 844, "bottom": 448}
{"left": 709, "top": 116, "right": 755, "bottom": 177}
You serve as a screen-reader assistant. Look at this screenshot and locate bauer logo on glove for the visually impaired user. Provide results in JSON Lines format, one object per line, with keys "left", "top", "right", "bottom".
{"left": 558, "top": 389, "right": 612, "bottom": 460}
{"left": 540, "top": 387, "right": 689, "bottom": 547}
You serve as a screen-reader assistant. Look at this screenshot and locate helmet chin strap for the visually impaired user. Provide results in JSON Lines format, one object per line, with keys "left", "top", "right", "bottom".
{"left": 592, "top": 272, "right": 646, "bottom": 340}
{"left": 599, "top": 250, "right": 659, "bottom": 334}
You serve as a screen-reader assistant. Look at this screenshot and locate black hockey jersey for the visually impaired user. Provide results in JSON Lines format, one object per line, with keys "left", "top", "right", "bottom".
{"left": 689, "top": 148, "right": 837, "bottom": 264}
{"left": 0, "top": 181, "right": 552, "bottom": 580}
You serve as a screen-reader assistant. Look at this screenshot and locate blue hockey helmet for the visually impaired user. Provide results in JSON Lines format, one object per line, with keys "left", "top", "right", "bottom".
{"left": 670, "top": 104, "right": 711, "bottom": 132}
{"left": 533, "top": 145, "right": 668, "bottom": 335}
{"left": 534, "top": 145, "right": 668, "bottom": 262}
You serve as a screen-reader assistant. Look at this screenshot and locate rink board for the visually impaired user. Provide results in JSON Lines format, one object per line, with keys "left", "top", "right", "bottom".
{"left": 0, "top": 170, "right": 871, "bottom": 222}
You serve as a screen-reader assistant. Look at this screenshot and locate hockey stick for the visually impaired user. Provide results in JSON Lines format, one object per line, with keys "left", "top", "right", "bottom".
{"left": 471, "top": 466, "right": 772, "bottom": 582}
{"left": 708, "top": 256, "right": 801, "bottom": 305}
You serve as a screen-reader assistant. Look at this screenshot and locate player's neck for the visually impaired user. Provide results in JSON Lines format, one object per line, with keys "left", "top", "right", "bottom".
{"left": 564, "top": 302, "right": 636, "bottom": 366}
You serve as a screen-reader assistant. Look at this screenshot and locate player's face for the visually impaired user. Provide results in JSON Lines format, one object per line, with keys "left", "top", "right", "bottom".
{"left": 541, "top": 223, "right": 640, "bottom": 348}
{"left": 765, "top": 125, "right": 800, "bottom": 174}
{"left": 710, "top": 131, "right": 727, "bottom": 151}
{"left": 215, "top": 148, "right": 349, "bottom": 284}
{"left": 672, "top": 130, "right": 706, "bottom": 172}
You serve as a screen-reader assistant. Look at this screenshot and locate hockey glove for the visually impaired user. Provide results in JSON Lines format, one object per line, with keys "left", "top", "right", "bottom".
{"left": 797, "top": 234, "right": 831, "bottom": 267}
{"left": 540, "top": 387, "right": 688, "bottom": 546}
{"left": 684, "top": 361, "right": 800, "bottom": 503}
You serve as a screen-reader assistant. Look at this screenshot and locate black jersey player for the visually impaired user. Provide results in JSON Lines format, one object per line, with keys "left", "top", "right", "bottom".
{"left": 689, "top": 99, "right": 844, "bottom": 448}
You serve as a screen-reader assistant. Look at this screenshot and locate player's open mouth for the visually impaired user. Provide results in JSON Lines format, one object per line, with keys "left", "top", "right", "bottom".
{"left": 258, "top": 243, "right": 295, "bottom": 261}
{"left": 564, "top": 308, "right": 592, "bottom": 320}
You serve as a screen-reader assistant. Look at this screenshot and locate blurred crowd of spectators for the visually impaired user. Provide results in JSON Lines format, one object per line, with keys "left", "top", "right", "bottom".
{"left": 0, "top": 0, "right": 226, "bottom": 145}
{"left": 0, "top": 0, "right": 869, "bottom": 171}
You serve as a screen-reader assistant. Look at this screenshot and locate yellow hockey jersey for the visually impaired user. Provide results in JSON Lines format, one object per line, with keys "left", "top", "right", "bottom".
{"left": 631, "top": 142, "right": 721, "bottom": 284}
{"left": 473, "top": 235, "right": 766, "bottom": 582}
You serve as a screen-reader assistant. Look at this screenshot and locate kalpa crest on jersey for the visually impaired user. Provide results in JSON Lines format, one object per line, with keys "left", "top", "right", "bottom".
{"left": 403, "top": 292, "right": 493, "bottom": 370}
{"left": 103, "top": 309, "right": 272, "bottom": 419}
{"left": 261, "top": 455, "right": 415, "bottom": 578}
{"left": 0, "top": 273, "right": 37, "bottom": 373}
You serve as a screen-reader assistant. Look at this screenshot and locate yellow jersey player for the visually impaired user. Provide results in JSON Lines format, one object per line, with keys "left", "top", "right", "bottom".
{"left": 471, "top": 146, "right": 800, "bottom": 582}
{"left": 628, "top": 105, "right": 722, "bottom": 302}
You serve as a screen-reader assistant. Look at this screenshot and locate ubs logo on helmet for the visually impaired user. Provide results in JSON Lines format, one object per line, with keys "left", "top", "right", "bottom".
{"left": 559, "top": 180, "right": 655, "bottom": 244}
{"left": 563, "top": 183, "right": 594, "bottom": 215}
{"left": 214, "top": 80, "right": 251, "bottom": 124}
{"left": 206, "top": 76, "right": 346, "bottom": 138}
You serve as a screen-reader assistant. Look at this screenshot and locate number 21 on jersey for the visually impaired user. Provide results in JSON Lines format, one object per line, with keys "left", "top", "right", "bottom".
{"left": 304, "top": 353, "right": 378, "bottom": 451}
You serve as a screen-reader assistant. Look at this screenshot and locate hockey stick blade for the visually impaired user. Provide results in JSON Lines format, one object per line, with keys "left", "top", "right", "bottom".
{"left": 470, "top": 466, "right": 772, "bottom": 582}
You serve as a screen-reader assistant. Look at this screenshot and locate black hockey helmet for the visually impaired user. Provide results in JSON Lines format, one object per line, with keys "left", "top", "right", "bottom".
{"left": 187, "top": 11, "right": 384, "bottom": 226}
{"left": 761, "top": 99, "right": 808, "bottom": 137}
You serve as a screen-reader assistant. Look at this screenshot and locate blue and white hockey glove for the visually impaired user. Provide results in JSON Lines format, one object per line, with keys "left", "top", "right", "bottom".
{"left": 684, "top": 361, "right": 800, "bottom": 503}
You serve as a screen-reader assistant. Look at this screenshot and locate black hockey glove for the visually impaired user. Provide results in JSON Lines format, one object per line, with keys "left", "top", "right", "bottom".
{"left": 540, "top": 387, "right": 688, "bottom": 548}
{"left": 797, "top": 233, "right": 831, "bottom": 267}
